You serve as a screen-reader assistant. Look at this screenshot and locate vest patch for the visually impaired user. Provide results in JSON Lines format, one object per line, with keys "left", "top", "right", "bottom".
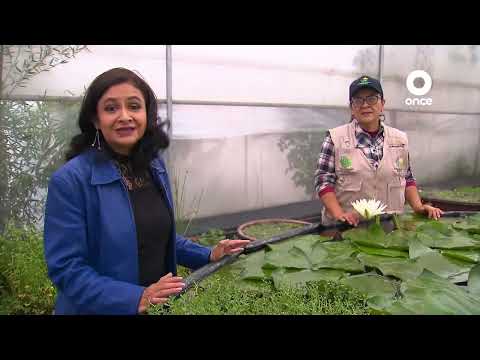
{"left": 340, "top": 155, "right": 353, "bottom": 170}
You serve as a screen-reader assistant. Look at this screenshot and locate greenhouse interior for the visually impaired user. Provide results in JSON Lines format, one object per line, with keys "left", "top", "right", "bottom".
{"left": 1, "top": 45, "right": 480, "bottom": 315}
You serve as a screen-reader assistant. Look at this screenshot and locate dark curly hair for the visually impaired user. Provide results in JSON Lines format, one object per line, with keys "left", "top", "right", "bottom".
{"left": 65, "top": 67, "right": 169, "bottom": 172}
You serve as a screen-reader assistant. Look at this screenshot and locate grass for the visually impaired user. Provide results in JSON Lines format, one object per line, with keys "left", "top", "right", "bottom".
{"left": 148, "top": 268, "right": 371, "bottom": 315}
{"left": 0, "top": 224, "right": 56, "bottom": 315}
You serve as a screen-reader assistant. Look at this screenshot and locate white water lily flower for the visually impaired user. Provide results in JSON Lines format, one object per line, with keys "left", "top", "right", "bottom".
{"left": 351, "top": 199, "right": 387, "bottom": 220}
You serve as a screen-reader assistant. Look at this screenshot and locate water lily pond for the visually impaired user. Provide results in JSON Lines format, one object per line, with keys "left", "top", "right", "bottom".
{"left": 169, "top": 213, "right": 480, "bottom": 315}
{"left": 421, "top": 186, "right": 480, "bottom": 203}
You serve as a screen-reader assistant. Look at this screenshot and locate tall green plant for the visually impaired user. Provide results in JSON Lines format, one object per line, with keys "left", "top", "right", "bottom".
{"left": 171, "top": 168, "right": 205, "bottom": 236}
{"left": 1, "top": 45, "right": 88, "bottom": 97}
{"left": 278, "top": 131, "right": 326, "bottom": 197}
{"left": 1, "top": 100, "right": 80, "bottom": 226}
{"left": 0, "top": 45, "right": 88, "bottom": 230}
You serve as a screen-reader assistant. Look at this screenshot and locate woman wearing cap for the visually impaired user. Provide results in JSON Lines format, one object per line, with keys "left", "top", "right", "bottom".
{"left": 314, "top": 75, "right": 443, "bottom": 226}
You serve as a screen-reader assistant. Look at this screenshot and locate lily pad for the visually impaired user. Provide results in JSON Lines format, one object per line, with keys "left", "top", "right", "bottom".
{"left": 344, "top": 224, "right": 410, "bottom": 250}
{"left": 355, "top": 245, "right": 409, "bottom": 258}
{"left": 415, "top": 230, "right": 480, "bottom": 250}
{"left": 312, "top": 256, "right": 365, "bottom": 273}
{"left": 452, "top": 213, "right": 480, "bottom": 234}
{"left": 238, "top": 250, "right": 269, "bottom": 280}
{"left": 264, "top": 246, "right": 311, "bottom": 269}
{"left": 342, "top": 223, "right": 386, "bottom": 249}
{"left": 383, "top": 230, "right": 414, "bottom": 250}
{"left": 271, "top": 268, "right": 345, "bottom": 289}
{"left": 416, "top": 251, "right": 474, "bottom": 283}
{"left": 227, "top": 213, "right": 480, "bottom": 314}
{"left": 409, "top": 238, "right": 436, "bottom": 259}
{"left": 357, "top": 253, "right": 423, "bottom": 281}
{"left": 417, "top": 251, "right": 473, "bottom": 280}
{"left": 384, "top": 270, "right": 480, "bottom": 315}
{"left": 340, "top": 272, "right": 398, "bottom": 300}
{"left": 311, "top": 241, "right": 364, "bottom": 272}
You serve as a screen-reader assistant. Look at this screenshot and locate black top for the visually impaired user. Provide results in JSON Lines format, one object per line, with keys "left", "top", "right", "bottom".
{"left": 113, "top": 153, "right": 172, "bottom": 287}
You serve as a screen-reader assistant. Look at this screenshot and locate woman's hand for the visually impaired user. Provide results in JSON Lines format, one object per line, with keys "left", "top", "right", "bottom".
{"left": 416, "top": 204, "right": 444, "bottom": 220}
{"left": 210, "top": 239, "right": 251, "bottom": 262}
{"left": 336, "top": 211, "right": 360, "bottom": 226}
{"left": 138, "top": 272, "right": 185, "bottom": 314}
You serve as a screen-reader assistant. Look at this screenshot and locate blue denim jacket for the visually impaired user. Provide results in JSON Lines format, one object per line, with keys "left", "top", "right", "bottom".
{"left": 44, "top": 149, "right": 211, "bottom": 315}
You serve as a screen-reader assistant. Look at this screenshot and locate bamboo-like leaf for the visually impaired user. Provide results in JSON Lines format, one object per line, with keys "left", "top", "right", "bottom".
{"left": 441, "top": 249, "right": 480, "bottom": 264}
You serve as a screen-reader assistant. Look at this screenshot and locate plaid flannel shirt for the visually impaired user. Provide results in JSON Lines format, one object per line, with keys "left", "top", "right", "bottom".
{"left": 314, "top": 120, "right": 416, "bottom": 197}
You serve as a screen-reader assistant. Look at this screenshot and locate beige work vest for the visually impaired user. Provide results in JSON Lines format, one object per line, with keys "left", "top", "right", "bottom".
{"left": 321, "top": 121, "right": 410, "bottom": 226}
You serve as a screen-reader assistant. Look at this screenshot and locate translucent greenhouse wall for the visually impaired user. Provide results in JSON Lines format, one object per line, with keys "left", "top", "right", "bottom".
{"left": 1, "top": 45, "right": 480, "bottom": 229}
{"left": 4, "top": 46, "right": 167, "bottom": 99}
{"left": 171, "top": 45, "right": 379, "bottom": 105}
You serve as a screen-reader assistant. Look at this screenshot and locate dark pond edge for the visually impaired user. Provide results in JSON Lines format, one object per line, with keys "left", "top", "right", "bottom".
{"left": 422, "top": 197, "right": 480, "bottom": 212}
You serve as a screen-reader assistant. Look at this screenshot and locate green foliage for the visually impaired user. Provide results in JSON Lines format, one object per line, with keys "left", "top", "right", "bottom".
{"left": 468, "top": 264, "right": 480, "bottom": 296}
{"left": 177, "top": 229, "right": 226, "bottom": 276}
{"left": 0, "top": 224, "right": 56, "bottom": 314}
{"left": 441, "top": 249, "right": 480, "bottom": 264}
{"left": 171, "top": 168, "right": 205, "bottom": 236}
{"left": 343, "top": 223, "right": 410, "bottom": 251}
{"left": 277, "top": 131, "right": 327, "bottom": 196}
{"left": 219, "top": 214, "right": 480, "bottom": 314}
{"left": 149, "top": 269, "right": 370, "bottom": 315}
{"left": 0, "top": 100, "right": 80, "bottom": 227}
{"left": 254, "top": 234, "right": 364, "bottom": 280}
{"left": 2, "top": 45, "right": 88, "bottom": 96}
{"left": 177, "top": 265, "right": 192, "bottom": 278}
{"left": 271, "top": 268, "right": 345, "bottom": 289}
{"left": 341, "top": 273, "right": 399, "bottom": 301}
{"left": 1, "top": 45, "right": 88, "bottom": 230}
{"left": 421, "top": 186, "right": 480, "bottom": 204}
{"left": 196, "top": 228, "right": 225, "bottom": 247}
{"left": 357, "top": 253, "right": 423, "bottom": 281}
{"left": 385, "top": 270, "right": 480, "bottom": 315}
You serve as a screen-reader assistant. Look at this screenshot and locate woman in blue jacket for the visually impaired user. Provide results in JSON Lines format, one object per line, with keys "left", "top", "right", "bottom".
{"left": 44, "top": 68, "right": 249, "bottom": 315}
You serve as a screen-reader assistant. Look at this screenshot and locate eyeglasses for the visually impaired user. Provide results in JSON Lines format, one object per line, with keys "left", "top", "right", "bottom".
{"left": 351, "top": 95, "right": 381, "bottom": 108}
